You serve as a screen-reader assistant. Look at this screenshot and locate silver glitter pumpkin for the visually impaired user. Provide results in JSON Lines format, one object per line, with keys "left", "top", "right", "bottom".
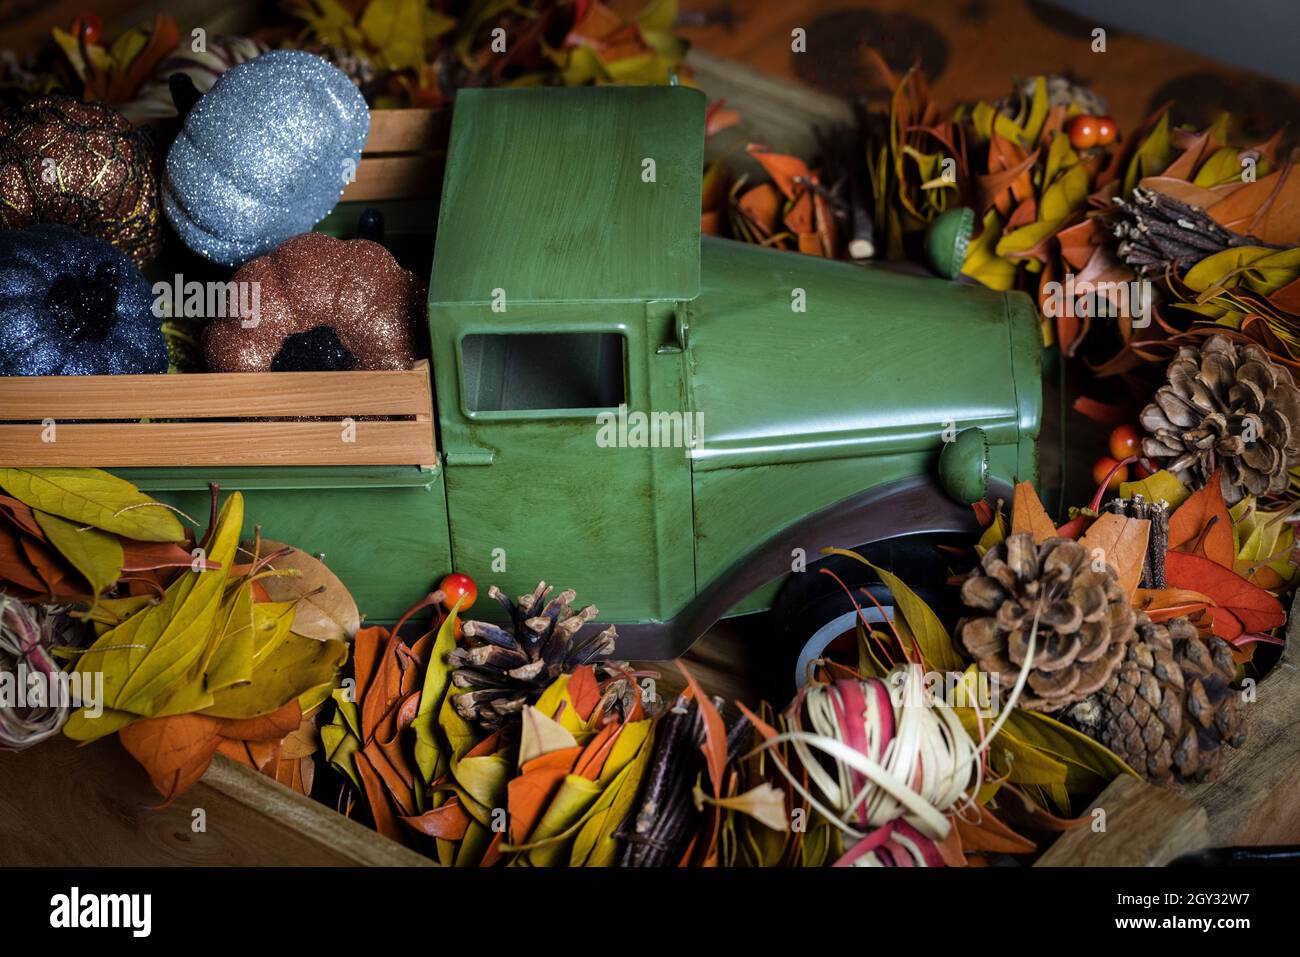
{"left": 162, "top": 50, "right": 369, "bottom": 266}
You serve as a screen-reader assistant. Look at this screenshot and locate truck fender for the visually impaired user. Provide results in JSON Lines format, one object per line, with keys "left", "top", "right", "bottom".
{"left": 600, "top": 474, "right": 1011, "bottom": 661}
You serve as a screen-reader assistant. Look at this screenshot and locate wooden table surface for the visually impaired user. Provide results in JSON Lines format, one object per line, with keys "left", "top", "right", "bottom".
{"left": 676, "top": 0, "right": 1300, "bottom": 146}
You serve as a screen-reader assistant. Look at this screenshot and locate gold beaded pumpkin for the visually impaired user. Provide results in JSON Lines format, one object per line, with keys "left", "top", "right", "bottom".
{"left": 0, "top": 95, "right": 161, "bottom": 266}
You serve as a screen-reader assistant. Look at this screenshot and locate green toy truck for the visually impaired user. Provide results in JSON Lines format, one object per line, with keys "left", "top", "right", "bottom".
{"left": 119, "top": 85, "right": 1042, "bottom": 675}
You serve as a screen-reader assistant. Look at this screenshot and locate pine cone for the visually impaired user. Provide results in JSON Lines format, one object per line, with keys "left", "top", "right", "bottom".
{"left": 1141, "top": 335, "right": 1300, "bottom": 505}
{"left": 1072, "top": 614, "right": 1246, "bottom": 784}
{"left": 448, "top": 581, "right": 617, "bottom": 729}
{"left": 959, "top": 533, "right": 1137, "bottom": 711}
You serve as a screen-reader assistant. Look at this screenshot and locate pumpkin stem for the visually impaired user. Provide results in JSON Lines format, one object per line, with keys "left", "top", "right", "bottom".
{"left": 270, "top": 326, "right": 358, "bottom": 372}
{"left": 168, "top": 72, "right": 202, "bottom": 121}
{"left": 44, "top": 262, "right": 120, "bottom": 343}
{"left": 357, "top": 207, "right": 385, "bottom": 245}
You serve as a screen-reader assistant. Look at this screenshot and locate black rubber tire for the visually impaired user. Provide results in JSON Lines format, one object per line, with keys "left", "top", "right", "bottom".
{"left": 762, "top": 534, "right": 959, "bottom": 697}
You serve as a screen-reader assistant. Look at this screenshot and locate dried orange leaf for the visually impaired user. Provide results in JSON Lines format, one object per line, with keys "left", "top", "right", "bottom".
{"left": 1077, "top": 512, "right": 1150, "bottom": 599}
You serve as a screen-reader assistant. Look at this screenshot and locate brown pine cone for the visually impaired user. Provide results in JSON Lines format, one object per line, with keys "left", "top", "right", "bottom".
{"left": 448, "top": 581, "right": 618, "bottom": 729}
{"left": 1141, "top": 335, "right": 1300, "bottom": 505}
{"left": 959, "top": 533, "right": 1137, "bottom": 712}
{"left": 1071, "top": 614, "right": 1246, "bottom": 785}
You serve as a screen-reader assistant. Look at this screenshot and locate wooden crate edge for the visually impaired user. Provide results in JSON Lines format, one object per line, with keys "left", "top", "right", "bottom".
{"left": 201, "top": 755, "right": 434, "bottom": 867}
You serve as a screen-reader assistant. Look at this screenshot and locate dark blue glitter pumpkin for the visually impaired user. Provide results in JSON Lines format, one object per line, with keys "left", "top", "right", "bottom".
{"left": 0, "top": 224, "right": 167, "bottom": 375}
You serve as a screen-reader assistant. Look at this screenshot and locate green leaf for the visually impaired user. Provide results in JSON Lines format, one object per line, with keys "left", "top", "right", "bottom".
{"left": 0, "top": 468, "right": 185, "bottom": 542}
{"left": 33, "top": 510, "right": 123, "bottom": 599}
{"left": 822, "top": 547, "right": 966, "bottom": 671}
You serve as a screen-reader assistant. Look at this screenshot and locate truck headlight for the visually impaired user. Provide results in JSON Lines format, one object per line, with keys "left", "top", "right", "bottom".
{"left": 939, "top": 427, "right": 989, "bottom": 503}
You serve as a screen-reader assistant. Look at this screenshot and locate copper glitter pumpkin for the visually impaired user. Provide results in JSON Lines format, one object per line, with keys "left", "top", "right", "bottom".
{"left": 0, "top": 95, "right": 160, "bottom": 267}
{"left": 202, "top": 232, "right": 424, "bottom": 373}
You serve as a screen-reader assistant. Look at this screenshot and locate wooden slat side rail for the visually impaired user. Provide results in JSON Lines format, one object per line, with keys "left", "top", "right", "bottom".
{"left": 0, "top": 361, "right": 432, "bottom": 420}
{"left": 342, "top": 155, "right": 446, "bottom": 202}
{"left": 0, "top": 421, "right": 436, "bottom": 467}
{"left": 0, "top": 736, "right": 431, "bottom": 866}
{"left": 341, "top": 108, "right": 449, "bottom": 202}
{"left": 362, "top": 108, "right": 447, "bottom": 154}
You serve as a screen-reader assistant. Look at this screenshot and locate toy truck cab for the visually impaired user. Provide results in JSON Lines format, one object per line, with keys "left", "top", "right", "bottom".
{"left": 429, "top": 85, "right": 1043, "bottom": 667}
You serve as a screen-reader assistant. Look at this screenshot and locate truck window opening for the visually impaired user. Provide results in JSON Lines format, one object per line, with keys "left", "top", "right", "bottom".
{"left": 461, "top": 332, "right": 626, "bottom": 412}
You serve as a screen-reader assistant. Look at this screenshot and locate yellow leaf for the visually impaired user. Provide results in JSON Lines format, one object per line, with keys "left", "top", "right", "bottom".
{"left": 961, "top": 210, "right": 1017, "bottom": 290}
{"left": 0, "top": 468, "right": 184, "bottom": 541}
{"left": 1043, "top": 131, "right": 1078, "bottom": 190}
{"left": 34, "top": 510, "right": 123, "bottom": 600}
{"left": 67, "top": 493, "right": 243, "bottom": 736}
{"left": 519, "top": 705, "right": 578, "bottom": 767}
{"left": 1119, "top": 469, "right": 1190, "bottom": 509}
{"left": 701, "top": 782, "right": 788, "bottom": 832}
{"left": 821, "top": 548, "right": 965, "bottom": 671}
{"left": 1022, "top": 76, "right": 1049, "bottom": 145}
{"left": 200, "top": 632, "right": 346, "bottom": 720}
{"left": 977, "top": 502, "right": 1008, "bottom": 556}
{"left": 1124, "top": 113, "right": 1174, "bottom": 195}
{"left": 1193, "top": 147, "right": 1247, "bottom": 188}
{"left": 359, "top": 0, "right": 429, "bottom": 71}
{"left": 413, "top": 599, "right": 463, "bottom": 788}
{"left": 1005, "top": 709, "right": 1137, "bottom": 785}
{"left": 516, "top": 774, "right": 603, "bottom": 865}
{"left": 570, "top": 724, "right": 656, "bottom": 866}
{"left": 202, "top": 580, "right": 255, "bottom": 692}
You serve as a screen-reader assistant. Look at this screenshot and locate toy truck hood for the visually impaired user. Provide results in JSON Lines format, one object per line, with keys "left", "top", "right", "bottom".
{"left": 684, "top": 237, "right": 1040, "bottom": 470}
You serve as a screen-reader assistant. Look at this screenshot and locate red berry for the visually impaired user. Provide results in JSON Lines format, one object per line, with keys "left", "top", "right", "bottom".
{"left": 1108, "top": 424, "right": 1141, "bottom": 461}
{"left": 1133, "top": 458, "right": 1156, "bottom": 479}
{"left": 1092, "top": 456, "right": 1129, "bottom": 491}
{"left": 439, "top": 572, "right": 477, "bottom": 612}
{"left": 72, "top": 14, "right": 103, "bottom": 45}
{"left": 1095, "top": 115, "right": 1118, "bottom": 146}
{"left": 1066, "top": 115, "right": 1099, "bottom": 150}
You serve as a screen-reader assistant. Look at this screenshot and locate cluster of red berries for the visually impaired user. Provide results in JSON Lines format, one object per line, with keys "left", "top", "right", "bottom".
{"left": 1092, "top": 424, "right": 1155, "bottom": 491}
{"left": 1064, "top": 114, "right": 1118, "bottom": 150}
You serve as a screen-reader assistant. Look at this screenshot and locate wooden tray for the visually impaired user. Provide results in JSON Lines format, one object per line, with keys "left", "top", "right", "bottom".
{"left": 2, "top": 28, "right": 1293, "bottom": 867}
{"left": 0, "top": 361, "right": 437, "bottom": 468}
{"left": 1038, "top": 593, "right": 1300, "bottom": 866}
{"left": 0, "top": 735, "right": 426, "bottom": 866}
